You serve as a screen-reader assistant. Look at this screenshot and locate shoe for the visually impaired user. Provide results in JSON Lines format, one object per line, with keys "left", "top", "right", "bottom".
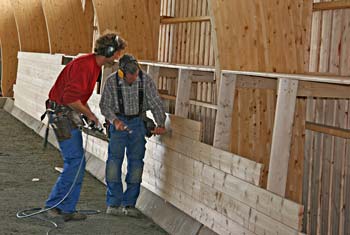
{"left": 106, "top": 206, "right": 124, "bottom": 216}
{"left": 46, "top": 208, "right": 62, "bottom": 218}
{"left": 62, "top": 212, "right": 87, "bottom": 222}
{"left": 122, "top": 206, "right": 142, "bottom": 218}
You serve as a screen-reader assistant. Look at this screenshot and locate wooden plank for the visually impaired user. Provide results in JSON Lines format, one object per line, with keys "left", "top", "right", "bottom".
{"left": 222, "top": 70, "right": 350, "bottom": 85}
{"left": 303, "top": 97, "right": 315, "bottom": 233}
{"left": 147, "top": 65, "right": 160, "bottom": 88}
{"left": 142, "top": 176, "right": 253, "bottom": 235}
{"left": 298, "top": 81, "right": 350, "bottom": 98}
{"left": 191, "top": 71, "right": 214, "bottom": 82}
{"left": 330, "top": 100, "right": 348, "bottom": 235}
{"left": 150, "top": 131, "right": 263, "bottom": 186}
{"left": 306, "top": 122, "right": 350, "bottom": 139}
{"left": 18, "top": 52, "right": 63, "bottom": 65}
{"left": 175, "top": 69, "right": 192, "bottom": 117}
{"left": 213, "top": 73, "right": 237, "bottom": 151}
{"left": 318, "top": 100, "right": 335, "bottom": 234}
{"left": 158, "top": 67, "right": 178, "bottom": 78}
{"left": 160, "top": 94, "right": 218, "bottom": 110}
{"left": 165, "top": 114, "right": 202, "bottom": 141}
{"left": 286, "top": 98, "right": 306, "bottom": 203}
{"left": 309, "top": 98, "right": 325, "bottom": 235}
{"left": 313, "top": 1, "right": 350, "bottom": 11}
{"left": 267, "top": 78, "right": 299, "bottom": 196}
{"left": 160, "top": 16, "right": 210, "bottom": 24}
{"left": 143, "top": 147, "right": 303, "bottom": 234}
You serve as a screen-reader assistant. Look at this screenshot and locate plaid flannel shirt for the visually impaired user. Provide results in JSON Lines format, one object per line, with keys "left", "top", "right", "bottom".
{"left": 99, "top": 71, "right": 166, "bottom": 126}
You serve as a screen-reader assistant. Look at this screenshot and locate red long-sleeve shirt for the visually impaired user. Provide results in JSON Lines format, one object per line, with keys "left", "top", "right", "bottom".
{"left": 49, "top": 54, "right": 101, "bottom": 105}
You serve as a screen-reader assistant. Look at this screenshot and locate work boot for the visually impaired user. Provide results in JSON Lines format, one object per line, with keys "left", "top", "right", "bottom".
{"left": 46, "top": 208, "right": 62, "bottom": 218}
{"left": 62, "top": 211, "right": 87, "bottom": 222}
{"left": 106, "top": 206, "right": 124, "bottom": 216}
{"left": 40, "top": 208, "right": 64, "bottom": 224}
{"left": 122, "top": 206, "right": 142, "bottom": 218}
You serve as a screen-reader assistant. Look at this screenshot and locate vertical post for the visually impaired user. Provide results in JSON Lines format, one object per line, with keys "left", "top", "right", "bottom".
{"left": 213, "top": 72, "right": 237, "bottom": 151}
{"left": 267, "top": 77, "right": 299, "bottom": 196}
{"left": 147, "top": 65, "right": 160, "bottom": 88}
{"left": 175, "top": 69, "right": 192, "bottom": 118}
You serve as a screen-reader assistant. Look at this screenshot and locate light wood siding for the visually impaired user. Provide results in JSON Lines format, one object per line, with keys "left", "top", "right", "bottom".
{"left": 303, "top": 1, "right": 350, "bottom": 234}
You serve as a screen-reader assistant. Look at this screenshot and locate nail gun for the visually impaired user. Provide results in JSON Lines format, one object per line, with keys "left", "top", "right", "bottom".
{"left": 80, "top": 115, "right": 109, "bottom": 142}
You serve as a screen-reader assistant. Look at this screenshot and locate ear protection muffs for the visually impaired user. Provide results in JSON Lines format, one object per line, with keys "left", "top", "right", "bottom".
{"left": 103, "top": 35, "right": 119, "bottom": 58}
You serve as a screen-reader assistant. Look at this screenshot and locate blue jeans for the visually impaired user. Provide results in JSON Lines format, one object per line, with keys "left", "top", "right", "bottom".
{"left": 45, "top": 128, "right": 86, "bottom": 213}
{"left": 106, "top": 116, "right": 146, "bottom": 207}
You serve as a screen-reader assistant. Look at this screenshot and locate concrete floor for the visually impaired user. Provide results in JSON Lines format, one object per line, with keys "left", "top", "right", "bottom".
{"left": 0, "top": 109, "right": 168, "bottom": 235}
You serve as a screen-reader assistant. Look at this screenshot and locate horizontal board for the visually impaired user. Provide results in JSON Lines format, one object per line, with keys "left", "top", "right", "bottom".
{"left": 152, "top": 132, "right": 263, "bottom": 185}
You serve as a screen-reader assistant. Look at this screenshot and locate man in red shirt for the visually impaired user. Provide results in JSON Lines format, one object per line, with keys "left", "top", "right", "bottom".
{"left": 44, "top": 33, "right": 126, "bottom": 222}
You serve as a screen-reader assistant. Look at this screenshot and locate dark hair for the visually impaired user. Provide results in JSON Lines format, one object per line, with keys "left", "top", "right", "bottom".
{"left": 119, "top": 54, "right": 139, "bottom": 74}
{"left": 94, "top": 33, "right": 127, "bottom": 56}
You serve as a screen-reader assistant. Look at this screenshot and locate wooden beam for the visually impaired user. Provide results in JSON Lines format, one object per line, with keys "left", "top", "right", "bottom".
{"left": 298, "top": 81, "right": 350, "bottom": 98}
{"left": 160, "top": 16, "right": 210, "bottom": 24}
{"left": 267, "top": 78, "right": 299, "bottom": 196}
{"left": 213, "top": 73, "right": 237, "bottom": 151}
{"left": 147, "top": 65, "right": 160, "bottom": 88}
{"left": 160, "top": 94, "right": 218, "bottom": 110}
{"left": 175, "top": 69, "right": 192, "bottom": 117}
{"left": 222, "top": 70, "right": 350, "bottom": 85}
{"left": 313, "top": 1, "right": 350, "bottom": 11}
{"left": 305, "top": 122, "right": 350, "bottom": 139}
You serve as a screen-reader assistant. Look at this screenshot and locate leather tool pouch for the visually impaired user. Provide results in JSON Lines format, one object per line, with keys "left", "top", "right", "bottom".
{"left": 51, "top": 106, "right": 82, "bottom": 141}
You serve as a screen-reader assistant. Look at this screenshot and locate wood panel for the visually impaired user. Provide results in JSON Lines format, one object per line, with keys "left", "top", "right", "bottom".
{"left": 11, "top": 0, "right": 49, "bottom": 52}
{"left": 92, "top": 0, "right": 160, "bottom": 60}
{"left": 0, "top": 0, "right": 20, "bottom": 97}
{"left": 208, "top": 0, "right": 313, "bottom": 73}
{"left": 304, "top": 3, "right": 350, "bottom": 234}
{"left": 41, "top": 0, "right": 92, "bottom": 55}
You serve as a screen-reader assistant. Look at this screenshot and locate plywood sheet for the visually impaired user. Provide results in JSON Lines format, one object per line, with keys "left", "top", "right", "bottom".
{"left": 209, "top": 0, "right": 313, "bottom": 73}
{"left": 0, "top": 0, "right": 20, "bottom": 97}
{"left": 11, "top": 0, "right": 49, "bottom": 53}
{"left": 92, "top": 0, "right": 161, "bottom": 60}
{"left": 41, "top": 0, "right": 92, "bottom": 55}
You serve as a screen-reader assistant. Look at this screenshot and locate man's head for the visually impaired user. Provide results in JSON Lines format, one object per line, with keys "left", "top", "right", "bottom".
{"left": 118, "top": 54, "right": 140, "bottom": 84}
{"left": 94, "top": 33, "right": 127, "bottom": 61}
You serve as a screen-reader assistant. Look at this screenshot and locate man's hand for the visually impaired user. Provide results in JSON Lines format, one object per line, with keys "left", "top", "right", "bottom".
{"left": 113, "top": 119, "right": 127, "bottom": 131}
{"left": 151, "top": 127, "right": 166, "bottom": 135}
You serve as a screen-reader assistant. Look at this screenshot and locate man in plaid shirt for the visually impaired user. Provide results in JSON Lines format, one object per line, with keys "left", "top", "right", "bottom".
{"left": 99, "top": 54, "right": 166, "bottom": 217}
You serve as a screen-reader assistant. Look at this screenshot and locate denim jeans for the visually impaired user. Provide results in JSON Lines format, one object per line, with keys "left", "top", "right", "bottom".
{"left": 106, "top": 116, "right": 146, "bottom": 207}
{"left": 45, "top": 128, "right": 86, "bottom": 213}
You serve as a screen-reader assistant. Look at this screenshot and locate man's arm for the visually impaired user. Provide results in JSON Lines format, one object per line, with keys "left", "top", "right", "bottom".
{"left": 144, "top": 74, "right": 166, "bottom": 135}
{"left": 99, "top": 76, "right": 126, "bottom": 131}
{"left": 67, "top": 100, "right": 96, "bottom": 122}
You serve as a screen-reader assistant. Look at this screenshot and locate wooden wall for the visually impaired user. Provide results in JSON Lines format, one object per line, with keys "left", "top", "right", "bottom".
{"left": 208, "top": 0, "right": 313, "bottom": 73}
{"left": 92, "top": 0, "right": 160, "bottom": 61}
{"left": 41, "top": 0, "right": 93, "bottom": 55}
{"left": 11, "top": 0, "right": 49, "bottom": 53}
{"left": 0, "top": 0, "right": 19, "bottom": 97}
{"left": 303, "top": 2, "right": 350, "bottom": 234}
{"left": 157, "top": 0, "right": 217, "bottom": 144}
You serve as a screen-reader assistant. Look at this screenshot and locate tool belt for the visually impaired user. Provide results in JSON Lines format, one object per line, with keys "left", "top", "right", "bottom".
{"left": 41, "top": 100, "right": 83, "bottom": 142}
